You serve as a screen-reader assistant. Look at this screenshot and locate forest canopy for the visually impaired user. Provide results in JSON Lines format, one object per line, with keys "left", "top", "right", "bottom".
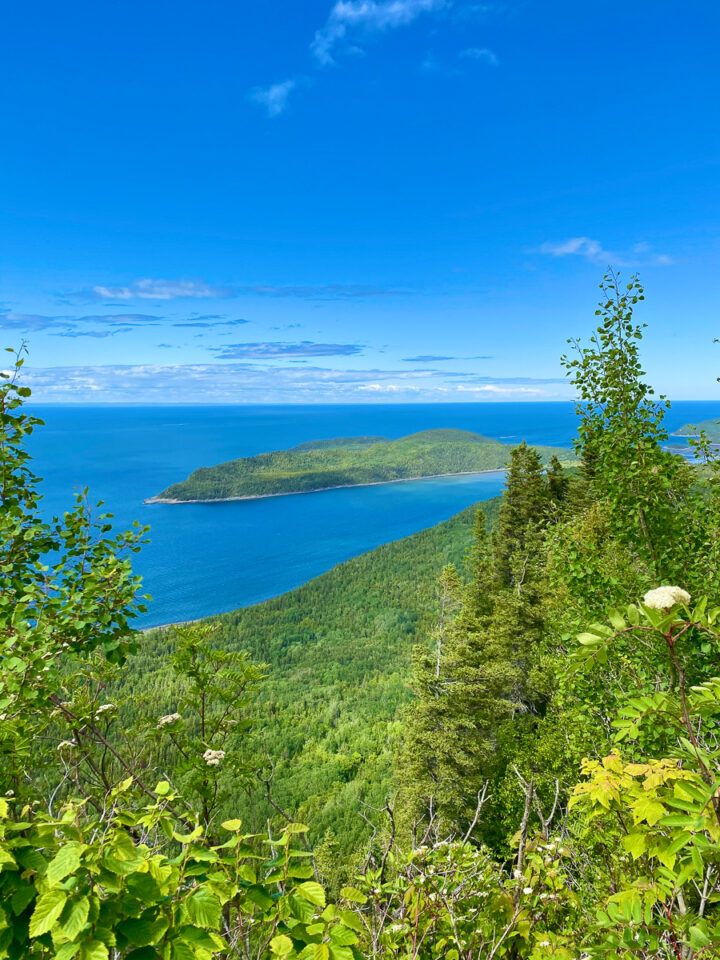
{"left": 149, "top": 428, "right": 575, "bottom": 502}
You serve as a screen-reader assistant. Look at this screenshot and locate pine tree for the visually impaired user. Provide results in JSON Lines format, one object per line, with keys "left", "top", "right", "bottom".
{"left": 491, "top": 441, "right": 549, "bottom": 590}
{"left": 400, "top": 446, "right": 558, "bottom": 842}
{"left": 546, "top": 454, "right": 569, "bottom": 504}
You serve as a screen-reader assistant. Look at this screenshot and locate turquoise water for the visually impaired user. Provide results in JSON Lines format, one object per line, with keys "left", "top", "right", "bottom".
{"left": 26, "top": 402, "right": 720, "bottom": 627}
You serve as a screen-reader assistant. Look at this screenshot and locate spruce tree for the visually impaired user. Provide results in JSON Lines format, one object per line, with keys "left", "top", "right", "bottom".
{"left": 491, "top": 441, "right": 549, "bottom": 590}
{"left": 546, "top": 454, "right": 569, "bottom": 503}
{"left": 401, "top": 445, "right": 557, "bottom": 842}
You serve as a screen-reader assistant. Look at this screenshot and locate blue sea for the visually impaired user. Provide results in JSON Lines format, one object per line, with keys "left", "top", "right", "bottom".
{"left": 26, "top": 402, "right": 720, "bottom": 628}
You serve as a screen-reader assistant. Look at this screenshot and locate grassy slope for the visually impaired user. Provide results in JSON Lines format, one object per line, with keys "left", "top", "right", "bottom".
{"left": 152, "top": 428, "right": 573, "bottom": 501}
{"left": 128, "top": 498, "right": 499, "bottom": 848}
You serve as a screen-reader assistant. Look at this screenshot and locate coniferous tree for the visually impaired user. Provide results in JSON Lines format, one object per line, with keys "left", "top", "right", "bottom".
{"left": 546, "top": 454, "right": 569, "bottom": 504}
{"left": 401, "top": 444, "right": 560, "bottom": 842}
{"left": 491, "top": 441, "right": 549, "bottom": 590}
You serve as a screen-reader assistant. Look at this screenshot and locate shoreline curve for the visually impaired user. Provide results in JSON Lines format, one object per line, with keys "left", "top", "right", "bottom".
{"left": 144, "top": 467, "right": 508, "bottom": 505}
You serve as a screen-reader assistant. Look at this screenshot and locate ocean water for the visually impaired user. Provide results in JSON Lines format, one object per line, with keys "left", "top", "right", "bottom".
{"left": 25, "top": 401, "right": 720, "bottom": 628}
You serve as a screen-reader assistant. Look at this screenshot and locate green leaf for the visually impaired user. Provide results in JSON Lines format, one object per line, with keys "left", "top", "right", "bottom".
{"left": 328, "top": 947, "right": 353, "bottom": 960}
{"left": 119, "top": 918, "right": 158, "bottom": 948}
{"left": 622, "top": 833, "right": 647, "bottom": 859}
{"left": 688, "top": 924, "right": 711, "bottom": 949}
{"left": 0, "top": 846, "right": 16, "bottom": 870}
{"left": 236, "top": 864, "right": 256, "bottom": 884}
{"left": 221, "top": 818, "right": 243, "bottom": 831}
{"left": 55, "top": 945, "right": 81, "bottom": 960}
{"left": 10, "top": 882, "right": 35, "bottom": 916}
{"left": 577, "top": 632, "right": 601, "bottom": 646}
{"left": 297, "top": 881, "right": 326, "bottom": 908}
{"left": 47, "top": 842, "right": 84, "bottom": 885}
{"left": 171, "top": 944, "right": 194, "bottom": 960}
{"left": 185, "top": 886, "right": 222, "bottom": 929}
{"left": 329, "top": 925, "right": 358, "bottom": 946}
{"left": 633, "top": 796, "right": 665, "bottom": 826}
{"left": 339, "top": 887, "right": 367, "bottom": 905}
{"left": 271, "top": 935, "right": 294, "bottom": 956}
{"left": 691, "top": 844, "right": 704, "bottom": 877}
{"left": 61, "top": 897, "right": 90, "bottom": 941}
{"left": 338, "top": 910, "right": 363, "bottom": 932}
{"left": 29, "top": 888, "right": 68, "bottom": 937}
{"left": 79, "top": 940, "right": 109, "bottom": 960}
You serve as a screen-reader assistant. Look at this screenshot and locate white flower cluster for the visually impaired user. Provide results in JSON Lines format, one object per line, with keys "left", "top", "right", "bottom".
{"left": 95, "top": 703, "right": 115, "bottom": 715}
{"left": 203, "top": 749, "right": 225, "bottom": 766}
{"left": 157, "top": 712, "right": 181, "bottom": 729}
{"left": 57, "top": 740, "right": 77, "bottom": 751}
{"left": 642, "top": 586, "right": 691, "bottom": 610}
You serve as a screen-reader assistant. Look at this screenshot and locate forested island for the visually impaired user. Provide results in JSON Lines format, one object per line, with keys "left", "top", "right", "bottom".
{"left": 673, "top": 418, "right": 720, "bottom": 441}
{"left": 5, "top": 275, "right": 720, "bottom": 958}
{"left": 148, "top": 427, "right": 575, "bottom": 502}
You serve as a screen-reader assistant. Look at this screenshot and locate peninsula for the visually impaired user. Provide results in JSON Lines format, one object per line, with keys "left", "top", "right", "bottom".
{"left": 672, "top": 419, "right": 720, "bottom": 442}
{"left": 147, "top": 428, "right": 575, "bottom": 503}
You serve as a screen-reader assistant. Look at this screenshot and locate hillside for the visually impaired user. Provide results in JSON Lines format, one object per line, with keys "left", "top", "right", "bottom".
{"left": 148, "top": 428, "right": 574, "bottom": 502}
{"left": 672, "top": 418, "right": 720, "bottom": 442}
{"left": 126, "top": 498, "right": 499, "bottom": 850}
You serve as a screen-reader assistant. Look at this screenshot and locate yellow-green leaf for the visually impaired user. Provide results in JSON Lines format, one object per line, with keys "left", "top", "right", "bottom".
{"left": 79, "top": 941, "right": 109, "bottom": 960}
{"left": 47, "top": 842, "right": 83, "bottom": 885}
{"left": 221, "top": 818, "right": 243, "bottom": 831}
{"left": 297, "top": 881, "right": 326, "bottom": 908}
{"left": 61, "top": 897, "right": 90, "bottom": 941}
{"left": 29, "top": 888, "right": 67, "bottom": 937}
{"left": 270, "top": 935, "right": 294, "bottom": 956}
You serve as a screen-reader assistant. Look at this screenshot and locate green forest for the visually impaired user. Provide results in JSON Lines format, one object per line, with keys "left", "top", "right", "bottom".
{"left": 131, "top": 498, "right": 499, "bottom": 858}
{"left": 3, "top": 273, "right": 720, "bottom": 959}
{"left": 673, "top": 419, "right": 720, "bottom": 442}
{"left": 150, "top": 428, "right": 574, "bottom": 502}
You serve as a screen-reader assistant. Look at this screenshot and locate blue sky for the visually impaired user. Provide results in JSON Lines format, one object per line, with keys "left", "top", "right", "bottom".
{"left": 2, "top": 0, "right": 719, "bottom": 402}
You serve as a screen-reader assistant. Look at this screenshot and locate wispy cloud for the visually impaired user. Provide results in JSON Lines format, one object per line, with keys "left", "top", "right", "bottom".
{"left": 248, "top": 79, "right": 298, "bottom": 117}
{"left": 0, "top": 313, "right": 73, "bottom": 332}
{"left": 88, "top": 279, "right": 236, "bottom": 301}
{"left": 173, "top": 318, "right": 248, "bottom": 328}
{"left": 312, "top": 0, "right": 447, "bottom": 66}
{"left": 539, "top": 237, "right": 673, "bottom": 267}
{"left": 242, "top": 283, "right": 401, "bottom": 300}
{"left": 456, "top": 384, "right": 542, "bottom": 395}
{"left": 210, "top": 341, "right": 365, "bottom": 359}
{"left": 73, "top": 280, "right": 399, "bottom": 303}
{"left": 0, "top": 312, "right": 162, "bottom": 334}
{"left": 71, "top": 314, "right": 161, "bottom": 325}
{"left": 469, "top": 375, "right": 566, "bottom": 385}
{"left": 459, "top": 46, "right": 498, "bottom": 64}
{"left": 404, "top": 354, "right": 456, "bottom": 361}
{"left": 403, "top": 353, "right": 493, "bottom": 361}
{"left": 52, "top": 328, "right": 131, "bottom": 339}
{"left": 16, "top": 362, "right": 569, "bottom": 404}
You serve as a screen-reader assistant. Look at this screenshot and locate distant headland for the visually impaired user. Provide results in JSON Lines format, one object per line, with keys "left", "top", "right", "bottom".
{"left": 672, "top": 419, "right": 720, "bottom": 442}
{"left": 145, "top": 428, "right": 575, "bottom": 504}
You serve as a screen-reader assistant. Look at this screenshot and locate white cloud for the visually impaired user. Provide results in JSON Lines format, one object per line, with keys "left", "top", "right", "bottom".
{"left": 459, "top": 46, "right": 498, "bottom": 65}
{"left": 248, "top": 79, "right": 297, "bottom": 117}
{"left": 311, "top": 0, "right": 447, "bottom": 65}
{"left": 91, "top": 279, "right": 234, "bottom": 300}
{"left": 17, "top": 362, "right": 567, "bottom": 403}
{"left": 358, "top": 382, "right": 420, "bottom": 391}
{"left": 457, "top": 384, "right": 542, "bottom": 394}
{"left": 539, "top": 237, "right": 673, "bottom": 267}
